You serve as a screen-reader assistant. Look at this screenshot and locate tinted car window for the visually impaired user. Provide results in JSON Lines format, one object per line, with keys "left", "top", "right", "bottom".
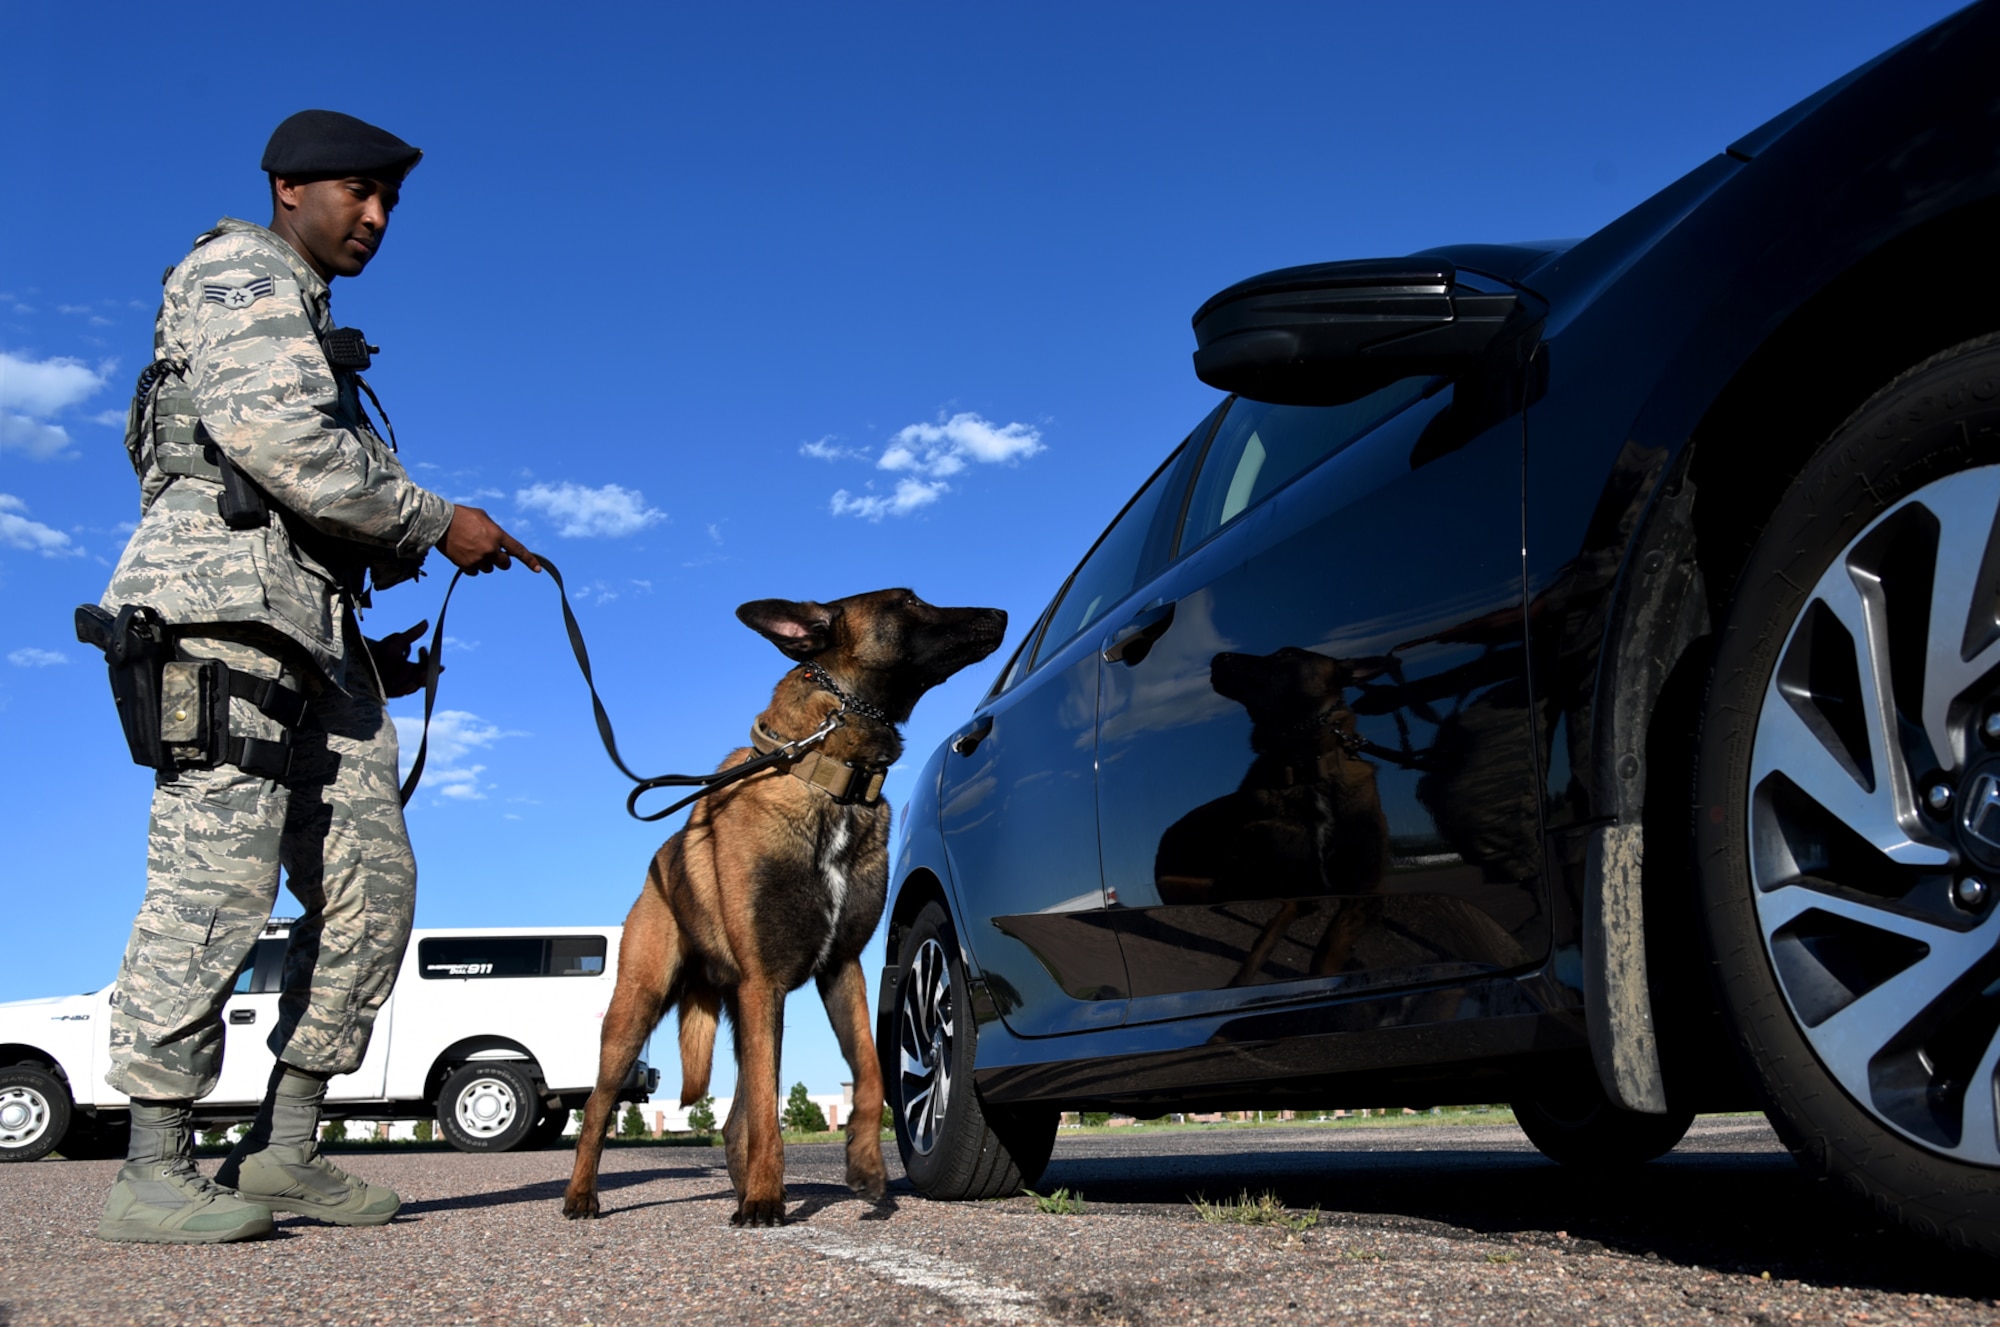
{"left": 1179, "top": 378, "right": 1432, "bottom": 552}
{"left": 1031, "top": 447, "right": 1187, "bottom": 670}
{"left": 232, "top": 937, "right": 287, "bottom": 994}
{"left": 418, "top": 935, "right": 607, "bottom": 979}
{"left": 988, "top": 606, "right": 1050, "bottom": 698}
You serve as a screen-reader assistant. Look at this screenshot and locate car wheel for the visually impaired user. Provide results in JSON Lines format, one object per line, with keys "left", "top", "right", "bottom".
{"left": 0, "top": 1065, "right": 72, "bottom": 1164}
{"left": 437, "top": 1061, "right": 539, "bottom": 1153}
{"left": 1695, "top": 332, "right": 2000, "bottom": 1254}
{"left": 58, "top": 1112, "right": 131, "bottom": 1161}
{"left": 525, "top": 1107, "right": 572, "bottom": 1150}
{"left": 890, "top": 901, "right": 1057, "bottom": 1199}
{"left": 1512, "top": 1072, "right": 1695, "bottom": 1168}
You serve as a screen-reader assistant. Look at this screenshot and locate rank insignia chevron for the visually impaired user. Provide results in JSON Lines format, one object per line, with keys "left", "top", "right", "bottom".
{"left": 202, "top": 277, "right": 276, "bottom": 310}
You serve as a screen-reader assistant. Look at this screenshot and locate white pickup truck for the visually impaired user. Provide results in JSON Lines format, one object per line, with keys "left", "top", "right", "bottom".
{"left": 0, "top": 922, "right": 657, "bottom": 1162}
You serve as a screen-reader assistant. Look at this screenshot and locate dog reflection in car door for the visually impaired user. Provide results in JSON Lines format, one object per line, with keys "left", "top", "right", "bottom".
{"left": 1152, "top": 645, "right": 1391, "bottom": 982}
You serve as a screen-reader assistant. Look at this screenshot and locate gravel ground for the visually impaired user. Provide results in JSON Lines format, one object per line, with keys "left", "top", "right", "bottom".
{"left": 2, "top": 1117, "right": 1996, "bottom": 1325}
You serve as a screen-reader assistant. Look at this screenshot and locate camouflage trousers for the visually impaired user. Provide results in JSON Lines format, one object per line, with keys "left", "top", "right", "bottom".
{"left": 106, "top": 626, "right": 415, "bottom": 1101}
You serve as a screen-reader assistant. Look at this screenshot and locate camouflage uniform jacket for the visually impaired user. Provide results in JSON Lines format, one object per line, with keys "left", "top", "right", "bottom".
{"left": 104, "top": 217, "right": 455, "bottom": 689}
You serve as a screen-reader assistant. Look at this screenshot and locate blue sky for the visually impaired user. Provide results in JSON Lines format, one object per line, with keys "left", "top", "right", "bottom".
{"left": 0, "top": 1, "right": 1963, "bottom": 1102}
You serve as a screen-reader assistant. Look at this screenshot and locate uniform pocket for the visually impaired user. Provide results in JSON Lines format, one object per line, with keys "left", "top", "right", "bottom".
{"left": 120, "top": 905, "right": 219, "bottom": 1031}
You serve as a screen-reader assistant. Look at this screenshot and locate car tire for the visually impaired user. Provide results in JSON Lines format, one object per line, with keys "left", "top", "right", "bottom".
{"left": 437, "top": 1061, "right": 539, "bottom": 1153}
{"left": 58, "top": 1112, "right": 131, "bottom": 1161}
{"left": 1512, "top": 1073, "right": 1695, "bottom": 1168}
{"left": 525, "top": 1107, "right": 572, "bottom": 1150}
{"left": 0, "top": 1065, "right": 72, "bottom": 1164}
{"left": 1694, "top": 332, "right": 2000, "bottom": 1255}
{"left": 889, "top": 902, "right": 1057, "bottom": 1199}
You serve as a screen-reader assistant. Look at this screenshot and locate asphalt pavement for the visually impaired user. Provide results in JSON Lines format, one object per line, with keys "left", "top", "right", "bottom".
{"left": 2, "top": 1117, "right": 1996, "bottom": 1325}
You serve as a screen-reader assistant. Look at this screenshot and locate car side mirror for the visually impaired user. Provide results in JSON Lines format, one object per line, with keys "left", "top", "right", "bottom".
{"left": 1190, "top": 258, "right": 1546, "bottom": 406}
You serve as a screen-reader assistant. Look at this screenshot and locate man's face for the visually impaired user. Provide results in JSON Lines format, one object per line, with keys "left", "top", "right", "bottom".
{"left": 271, "top": 175, "right": 401, "bottom": 280}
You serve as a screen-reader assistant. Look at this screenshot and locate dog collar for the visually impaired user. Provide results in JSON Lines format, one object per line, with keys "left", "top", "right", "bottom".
{"left": 801, "top": 660, "right": 891, "bottom": 725}
{"left": 750, "top": 720, "right": 889, "bottom": 806}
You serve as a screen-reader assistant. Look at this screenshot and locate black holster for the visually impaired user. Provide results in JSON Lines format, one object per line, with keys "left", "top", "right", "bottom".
{"left": 209, "top": 445, "right": 271, "bottom": 530}
{"left": 75, "top": 605, "right": 305, "bottom": 778}
{"left": 75, "top": 604, "right": 171, "bottom": 769}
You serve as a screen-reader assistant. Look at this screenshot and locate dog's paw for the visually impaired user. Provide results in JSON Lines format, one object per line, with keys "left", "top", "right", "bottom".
{"left": 561, "top": 1191, "right": 601, "bottom": 1220}
{"left": 846, "top": 1160, "right": 888, "bottom": 1203}
{"left": 729, "top": 1197, "right": 787, "bottom": 1227}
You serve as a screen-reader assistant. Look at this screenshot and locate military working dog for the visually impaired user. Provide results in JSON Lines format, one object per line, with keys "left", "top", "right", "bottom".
{"left": 562, "top": 588, "right": 1006, "bottom": 1226}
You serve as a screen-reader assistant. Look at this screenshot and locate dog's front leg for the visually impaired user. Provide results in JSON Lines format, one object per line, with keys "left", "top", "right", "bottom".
{"left": 564, "top": 876, "right": 680, "bottom": 1219}
{"left": 727, "top": 979, "right": 788, "bottom": 1226}
{"left": 817, "top": 958, "right": 888, "bottom": 1202}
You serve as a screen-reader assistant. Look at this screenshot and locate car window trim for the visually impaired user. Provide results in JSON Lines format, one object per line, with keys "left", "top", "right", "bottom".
{"left": 1021, "top": 439, "right": 1196, "bottom": 680}
{"left": 1168, "top": 395, "right": 1235, "bottom": 559}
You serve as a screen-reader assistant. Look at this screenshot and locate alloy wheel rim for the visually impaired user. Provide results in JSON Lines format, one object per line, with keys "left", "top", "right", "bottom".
{"left": 1749, "top": 464, "right": 2000, "bottom": 1166}
{"left": 898, "top": 937, "right": 955, "bottom": 1156}
{"left": 455, "top": 1076, "right": 519, "bottom": 1139}
{"left": 0, "top": 1086, "right": 49, "bottom": 1148}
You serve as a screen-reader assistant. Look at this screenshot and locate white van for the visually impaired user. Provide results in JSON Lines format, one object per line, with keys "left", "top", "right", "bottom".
{"left": 0, "top": 922, "right": 656, "bottom": 1163}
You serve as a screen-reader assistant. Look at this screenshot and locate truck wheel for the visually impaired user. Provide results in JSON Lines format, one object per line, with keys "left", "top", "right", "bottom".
{"left": 525, "top": 1108, "right": 571, "bottom": 1150}
{"left": 889, "top": 902, "right": 1057, "bottom": 1199}
{"left": 438, "top": 1062, "right": 538, "bottom": 1153}
{"left": 1695, "top": 333, "right": 2000, "bottom": 1254}
{"left": 0, "top": 1065, "right": 71, "bottom": 1164}
{"left": 1512, "top": 1072, "right": 1694, "bottom": 1168}
{"left": 58, "top": 1112, "right": 131, "bottom": 1160}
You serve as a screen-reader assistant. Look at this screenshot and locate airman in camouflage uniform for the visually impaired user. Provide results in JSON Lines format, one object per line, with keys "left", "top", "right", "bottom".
{"left": 96, "top": 110, "right": 540, "bottom": 1244}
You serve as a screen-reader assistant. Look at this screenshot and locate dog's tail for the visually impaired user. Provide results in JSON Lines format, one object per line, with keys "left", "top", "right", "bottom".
{"left": 678, "top": 983, "right": 722, "bottom": 1106}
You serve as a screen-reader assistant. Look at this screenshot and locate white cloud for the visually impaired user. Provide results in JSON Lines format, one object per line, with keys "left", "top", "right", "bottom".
{"left": 878, "top": 412, "right": 1043, "bottom": 478}
{"left": 800, "top": 436, "right": 866, "bottom": 462}
{"left": 831, "top": 477, "right": 949, "bottom": 522}
{"left": 0, "top": 495, "right": 82, "bottom": 557}
{"left": 514, "top": 481, "right": 666, "bottom": 538}
{"left": 8, "top": 647, "right": 66, "bottom": 667}
{"left": 89, "top": 409, "right": 126, "bottom": 427}
{"left": 0, "top": 413, "right": 73, "bottom": 459}
{"left": 0, "top": 351, "right": 115, "bottom": 460}
{"left": 817, "top": 411, "right": 1043, "bottom": 520}
{"left": 0, "top": 351, "right": 109, "bottom": 416}
{"left": 390, "top": 708, "right": 524, "bottom": 803}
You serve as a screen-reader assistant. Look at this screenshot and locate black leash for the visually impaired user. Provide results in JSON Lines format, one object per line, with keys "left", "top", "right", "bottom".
{"left": 398, "top": 556, "right": 841, "bottom": 821}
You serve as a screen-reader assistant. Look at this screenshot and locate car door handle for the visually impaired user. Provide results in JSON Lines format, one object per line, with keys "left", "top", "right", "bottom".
{"left": 228, "top": 1008, "right": 257, "bottom": 1025}
{"left": 950, "top": 714, "right": 994, "bottom": 756}
{"left": 1101, "top": 600, "right": 1177, "bottom": 666}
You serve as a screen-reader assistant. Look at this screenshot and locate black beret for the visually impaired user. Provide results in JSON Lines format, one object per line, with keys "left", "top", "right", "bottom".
{"left": 261, "top": 110, "right": 422, "bottom": 181}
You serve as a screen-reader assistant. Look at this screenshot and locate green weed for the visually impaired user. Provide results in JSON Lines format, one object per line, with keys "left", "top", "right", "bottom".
{"left": 1190, "top": 1190, "right": 1320, "bottom": 1233}
{"left": 1024, "top": 1186, "right": 1086, "bottom": 1215}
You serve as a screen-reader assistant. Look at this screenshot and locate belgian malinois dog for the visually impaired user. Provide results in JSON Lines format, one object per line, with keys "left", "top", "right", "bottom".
{"left": 562, "top": 588, "right": 1006, "bottom": 1226}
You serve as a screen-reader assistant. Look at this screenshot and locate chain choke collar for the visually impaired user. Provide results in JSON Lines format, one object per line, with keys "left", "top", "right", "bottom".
{"left": 801, "top": 660, "right": 891, "bottom": 724}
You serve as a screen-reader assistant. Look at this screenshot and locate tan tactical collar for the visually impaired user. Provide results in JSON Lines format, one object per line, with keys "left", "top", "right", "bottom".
{"left": 750, "top": 720, "right": 888, "bottom": 806}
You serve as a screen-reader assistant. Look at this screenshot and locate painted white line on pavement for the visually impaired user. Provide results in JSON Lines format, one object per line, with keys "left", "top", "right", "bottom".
{"left": 764, "top": 1225, "right": 1049, "bottom": 1324}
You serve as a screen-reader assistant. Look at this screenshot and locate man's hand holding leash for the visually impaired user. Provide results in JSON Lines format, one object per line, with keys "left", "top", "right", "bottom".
{"left": 442, "top": 503, "right": 542, "bottom": 575}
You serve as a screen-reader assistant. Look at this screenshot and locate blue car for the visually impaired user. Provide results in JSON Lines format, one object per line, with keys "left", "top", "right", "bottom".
{"left": 877, "top": 2, "right": 2000, "bottom": 1254}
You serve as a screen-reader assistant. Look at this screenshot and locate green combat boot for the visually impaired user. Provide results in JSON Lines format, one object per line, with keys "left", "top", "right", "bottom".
{"left": 216, "top": 1063, "right": 400, "bottom": 1226}
{"left": 218, "top": 1142, "right": 401, "bottom": 1226}
{"left": 97, "top": 1102, "right": 273, "bottom": 1245}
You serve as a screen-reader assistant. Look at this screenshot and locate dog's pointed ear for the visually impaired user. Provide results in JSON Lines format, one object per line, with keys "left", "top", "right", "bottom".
{"left": 736, "top": 599, "right": 839, "bottom": 660}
